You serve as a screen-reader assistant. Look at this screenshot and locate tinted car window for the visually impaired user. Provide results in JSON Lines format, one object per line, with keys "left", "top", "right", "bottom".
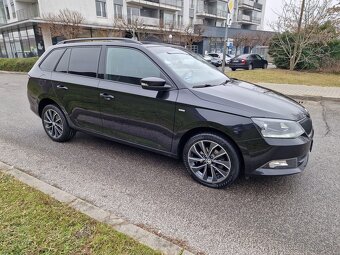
{"left": 55, "top": 48, "right": 71, "bottom": 73}
{"left": 40, "top": 49, "right": 65, "bottom": 71}
{"left": 237, "top": 54, "right": 250, "bottom": 59}
{"left": 106, "top": 47, "right": 161, "bottom": 85}
{"left": 68, "top": 47, "right": 101, "bottom": 78}
{"left": 254, "top": 55, "right": 262, "bottom": 60}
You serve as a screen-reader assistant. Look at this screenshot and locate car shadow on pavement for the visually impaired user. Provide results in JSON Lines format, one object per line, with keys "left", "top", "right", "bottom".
{"left": 72, "top": 131, "right": 303, "bottom": 195}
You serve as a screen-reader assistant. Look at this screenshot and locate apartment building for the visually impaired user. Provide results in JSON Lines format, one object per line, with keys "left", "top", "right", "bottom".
{"left": 231, "top": 0, "right": 266, "bottom": 30}
{"left": 0, "top": 0, "right": 267, "bottom": 58}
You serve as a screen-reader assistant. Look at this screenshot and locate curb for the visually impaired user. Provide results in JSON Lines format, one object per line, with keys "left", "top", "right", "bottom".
{"left": 288, "top": 95, "right": 340, "bottom": 103}
{"left": 0, "top": 70, "right": 27, "bottom": 75}
{"left": 0, "top": 161, "right": 195, "bottom": 255}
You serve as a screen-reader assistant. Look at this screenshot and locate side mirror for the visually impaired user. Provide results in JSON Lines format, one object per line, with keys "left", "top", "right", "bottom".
{"left": 141, "top": 77, "right": 171, "bottom": 91}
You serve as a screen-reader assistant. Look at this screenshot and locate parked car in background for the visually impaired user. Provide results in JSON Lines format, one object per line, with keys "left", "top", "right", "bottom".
{"left": 27, "top": 38, "right": 313, "bottom": 189}
{"left": 208, "top": 52, "right": 233, "bottom": 65}
{"left": 204, "top": 54, "right": 222, "bottom": 67}
{"left": 229, "top": 54, "right": 268, "bottom": 71}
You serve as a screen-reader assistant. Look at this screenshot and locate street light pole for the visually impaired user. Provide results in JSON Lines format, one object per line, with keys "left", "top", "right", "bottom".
{"left": 221, "top": 16, "right": 229, "bottom": 73}
{"left": 222, "top": 0, "right": 233, "bottom": 73}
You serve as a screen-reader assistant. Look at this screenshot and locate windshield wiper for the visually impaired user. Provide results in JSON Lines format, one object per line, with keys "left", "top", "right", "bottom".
{"left": 220, "top": 79, "right": 231, "bottom": 85}
{"left": 192, "top": 84, "right": 217, "bottom": 88}
{"left": 192, "top": 84, "right": 214, "bottom": 88}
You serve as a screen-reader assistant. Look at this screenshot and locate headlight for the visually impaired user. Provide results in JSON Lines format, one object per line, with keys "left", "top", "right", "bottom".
{"left": 252, "top": 118, "right": 305, "bottom": 138}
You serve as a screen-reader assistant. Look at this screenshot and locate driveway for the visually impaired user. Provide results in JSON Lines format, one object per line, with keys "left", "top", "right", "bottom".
{"left": 0, "top": 73, "right": 339, "bottom": 255}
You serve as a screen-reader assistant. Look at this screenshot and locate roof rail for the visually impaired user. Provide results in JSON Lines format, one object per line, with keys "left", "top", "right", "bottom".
{"left": 57, "top": 37, "right": 142, "bottom": 45}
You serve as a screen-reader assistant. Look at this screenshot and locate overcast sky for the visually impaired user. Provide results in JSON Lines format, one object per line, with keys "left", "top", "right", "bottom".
{"left": 263, "top": 0, "right": 339, "bottom": 31}
{"left": 263, "top": 0, "right": 284, "bottom": 30}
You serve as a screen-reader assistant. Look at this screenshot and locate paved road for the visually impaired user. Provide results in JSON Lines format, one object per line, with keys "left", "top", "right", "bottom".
{"left": 0, "top": 73, "right": 339, "bottom": 255}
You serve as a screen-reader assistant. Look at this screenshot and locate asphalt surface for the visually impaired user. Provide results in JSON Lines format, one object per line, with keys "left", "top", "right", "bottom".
{"left": 0, "top": 73, "right": 339, "bottom": 255}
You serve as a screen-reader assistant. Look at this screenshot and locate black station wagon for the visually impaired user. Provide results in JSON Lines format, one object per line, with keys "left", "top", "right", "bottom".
{"left": 27, "top": 38, "right": 313, "bottom": 188}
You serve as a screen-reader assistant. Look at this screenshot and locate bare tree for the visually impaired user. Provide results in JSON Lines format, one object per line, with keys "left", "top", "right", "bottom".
{"left": 113, "top": 16, "right": 147, "bottom": 40}
{"left": 183, "top": 25, "right": 204, "bottom": 51}
{"left": 41, "top": 9, "right": 85, "bottom": 39}
{"left": 271, "top": 0, "right": 339, "bottom": 70}
{"left": 231, "top": 33, "right": 246, "bottom": 55}
{"left": 255, "top": 31, "right": 273, "bottom": 46}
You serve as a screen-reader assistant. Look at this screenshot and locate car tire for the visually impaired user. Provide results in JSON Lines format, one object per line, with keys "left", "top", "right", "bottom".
{"left": 182, "top": 133, "right": 241, "bottom": 189}
{"left": 231, "top": 68, "right": 236, "bottom": 71}
{"left": 41, "top": 104, "right": 76, "bottom": 142}
{"left": 263, "top": 63, "right": 268, "bottom": 69}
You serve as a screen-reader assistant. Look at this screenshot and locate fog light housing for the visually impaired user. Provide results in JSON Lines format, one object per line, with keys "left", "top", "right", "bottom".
{"left": 263, "top": 158, "right": 298, "bottom": 169}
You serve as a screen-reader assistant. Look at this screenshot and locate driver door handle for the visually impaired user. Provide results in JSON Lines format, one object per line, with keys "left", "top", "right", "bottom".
{"left": 100, "top": 93, "right": 115, "bottom": 101}
{"left": 56, "top": 84, "right": 68, "bottom": 90}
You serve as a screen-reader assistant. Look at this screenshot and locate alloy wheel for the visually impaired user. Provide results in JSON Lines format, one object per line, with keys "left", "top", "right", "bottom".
{"left": 43, "top": 109, "right": 63, "bottom": 139}
{"left": 188, "top": 140, "right": 231, "bottom": 184}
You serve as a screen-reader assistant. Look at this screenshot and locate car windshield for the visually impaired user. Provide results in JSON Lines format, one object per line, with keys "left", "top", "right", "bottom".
{"left": 149, "top": 46, "right": 228, "bottom": 88}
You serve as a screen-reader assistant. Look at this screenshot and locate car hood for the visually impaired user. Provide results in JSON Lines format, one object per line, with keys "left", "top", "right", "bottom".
{"left": 190, "top": 79, "right": 308, "bottom": 120}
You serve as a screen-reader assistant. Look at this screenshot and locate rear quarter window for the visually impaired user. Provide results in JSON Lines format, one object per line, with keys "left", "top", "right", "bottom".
{"left": 40, "top": 48, "right": 66, "bottom": 71}
{"left": 55, "top": 48, "right": 71, "bottom": 73}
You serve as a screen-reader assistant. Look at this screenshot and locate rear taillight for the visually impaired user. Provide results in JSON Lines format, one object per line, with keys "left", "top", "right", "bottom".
{"left": 241, "top": 59, "right": 246, "bottom": 64}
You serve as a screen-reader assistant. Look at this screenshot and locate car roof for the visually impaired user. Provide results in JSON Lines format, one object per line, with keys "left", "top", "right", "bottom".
{"left": 52, "top": 38, "right": 179, "bottom": 50}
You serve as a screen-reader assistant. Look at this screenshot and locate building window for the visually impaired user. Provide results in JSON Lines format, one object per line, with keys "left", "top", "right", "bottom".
{"left": 190, "top": 0, "right": 194, "bottom": 8}
{"left": 177, "top": 15, "right": 183, "bottom": 27}
{"left": 5, "top": 6, "right": 10, "bottom": 19}
{"left": 10, "top": 1, "right": 16, "bottom": 19}
{"left": 114, "top": 4, "right": 123, "bottom": 19}
{"left": 96, "top": 0, "right": 107, "bottom": 17}
{"left": 189, "top": 17, "right": 193, "bottom": 26}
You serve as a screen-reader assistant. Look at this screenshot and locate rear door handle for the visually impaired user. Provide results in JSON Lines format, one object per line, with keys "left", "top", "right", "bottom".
{"left": 100, "top": 93, "right": 114, "bottom": 101}
{"left": 56, "top": 84, "right": 68, "bottom": 90}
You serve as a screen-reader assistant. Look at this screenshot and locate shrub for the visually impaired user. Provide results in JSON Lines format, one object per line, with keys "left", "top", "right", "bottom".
{"left": 318, "top": 58, "right": 340, "bottom": 74}
{"left": 268, "top": 33, "right": 334, "bottom": 71}
{"left": 0, "top": 57, "right": 39, "bottom": 72}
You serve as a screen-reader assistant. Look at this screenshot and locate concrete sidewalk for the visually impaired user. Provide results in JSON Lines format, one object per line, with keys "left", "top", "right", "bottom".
{"left": 258, "top": 83, "right": 340, "bottom": 101}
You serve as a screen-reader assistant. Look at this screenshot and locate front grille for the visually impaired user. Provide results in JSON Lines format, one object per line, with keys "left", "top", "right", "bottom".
{"left": 299, "top": 117, "right": 313, "bottom": 137}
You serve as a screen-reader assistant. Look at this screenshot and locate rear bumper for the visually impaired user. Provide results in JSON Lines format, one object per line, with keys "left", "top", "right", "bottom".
{"left": 229, "top": 63, "right": 248, "bottom": 69}
{"left": 27, "top": 91, "right": 39, "bottom": 116}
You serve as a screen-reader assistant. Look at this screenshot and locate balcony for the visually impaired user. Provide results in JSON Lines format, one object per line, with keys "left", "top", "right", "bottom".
{"left": 196, "top": 8, "right": 227, "bottom": 20}
{"left": 126, "top": 0, "right": 182, "bottom": 11}
{"left": 237, "top": 14, "right": 261, "bottom": 25}
{"left": 238, "top": 0, "right": 263, "bottom": 11}
{"left": 16, "top": 4, "right": 39, "bottom": 21}
{"left": 129, "top": 15, "right": 160, "bottom": 26}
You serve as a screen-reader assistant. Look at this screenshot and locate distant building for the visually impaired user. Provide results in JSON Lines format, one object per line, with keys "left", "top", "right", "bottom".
{"left": 0, "top": 0, "right": 270, "bottom": 58}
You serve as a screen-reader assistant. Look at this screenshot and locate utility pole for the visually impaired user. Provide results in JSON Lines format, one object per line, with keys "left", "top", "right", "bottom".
{"left": 221, "top": 16, "right": 229, "bottom": 73}
{"left": 222, "top": 0, "right": 233, "bottom": 73}
{"left": 290, "top": 0, "right": 305, "bottom": 70}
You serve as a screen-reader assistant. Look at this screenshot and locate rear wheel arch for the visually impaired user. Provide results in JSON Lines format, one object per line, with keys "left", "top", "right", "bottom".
{"left": 38, "top": 98, "right": 59, "bottom": 117}
{"left": 177, "top": 127, "right": 244, "bottom": 172}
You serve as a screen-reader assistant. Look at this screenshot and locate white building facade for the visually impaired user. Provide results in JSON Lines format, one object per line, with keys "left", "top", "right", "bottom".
{"left": 0, "top": 0, "right": 267, "bottom": 58}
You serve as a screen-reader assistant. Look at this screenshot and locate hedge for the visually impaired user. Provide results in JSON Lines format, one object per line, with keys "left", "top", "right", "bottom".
{"left": 0, "top": 57, "right": 39, "bottom": 72}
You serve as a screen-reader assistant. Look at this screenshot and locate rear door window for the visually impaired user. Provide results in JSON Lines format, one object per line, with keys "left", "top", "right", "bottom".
{"left": 40, "top": 48, "right": 65, "bottom": 71}
{"left": 68, "top": 47, "right": 101, "bottom": 78}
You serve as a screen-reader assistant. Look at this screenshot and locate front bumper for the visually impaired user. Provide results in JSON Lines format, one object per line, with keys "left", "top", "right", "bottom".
{"left": 240, "top": 130, "right": 314, "bottom": 176}
{"left": 251, "top": 153, "right": 310, "bottom": 176}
